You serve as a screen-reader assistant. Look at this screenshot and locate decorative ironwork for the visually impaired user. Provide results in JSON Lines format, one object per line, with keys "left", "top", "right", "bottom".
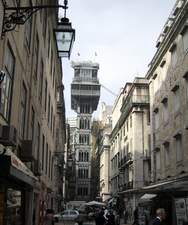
{"left": 2, "top": 0, "right": 68, "bottom": 35}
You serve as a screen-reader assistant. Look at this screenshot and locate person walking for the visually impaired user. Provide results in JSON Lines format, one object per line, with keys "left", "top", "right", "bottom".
{"left": 132, "top": 207, "right": 139, "bottom": 225}
{"left": 95, "top": 209, "right": 106, "bottom": 225}
{"left": 44, "top": 209, "right": 55, "bottom": 225}
{"left": 150, "top": 208, "right": 166, "bottom": 225}
{"left": 106, "top": 210, "right": 116, "bottom": 225}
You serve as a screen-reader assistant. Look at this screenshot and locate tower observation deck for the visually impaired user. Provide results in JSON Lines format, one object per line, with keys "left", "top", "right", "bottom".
{"left": 70, "top": 61, "right": 100, "bottom": 201}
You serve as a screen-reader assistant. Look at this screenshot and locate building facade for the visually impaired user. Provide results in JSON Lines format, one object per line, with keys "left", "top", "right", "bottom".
{"left": 0, "top": 1, "right": 66, "bottom": 225}
{"left": 98, "top": 103, "right": 112, "bottom": 202}
{"left": 142, "top": 1, "right": 188, "bottom": 224}
{"left": 71, "top": 61, "right": 100, "bottom": 201}
{"left": 110, "top": 78, "right": 150, "bottom": 223}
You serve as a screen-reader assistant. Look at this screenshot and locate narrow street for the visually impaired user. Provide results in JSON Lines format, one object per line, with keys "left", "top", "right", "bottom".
{"left": 55, "top": 221, "right": 95, "bottom": 225}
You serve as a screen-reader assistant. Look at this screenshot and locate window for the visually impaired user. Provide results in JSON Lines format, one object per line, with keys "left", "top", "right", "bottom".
{"left": 42, "top": 9, "right": 47, "bottom": 39}
{"left": 92, "top": 70, "right": 97, "bottom": 78}
{"left": 80, "top": 104, "right": 91, "bottom": 113}
{"left": 77, "top": 187, "right": 88, "bottom": 196}
{"left": 164, "top": 142, "right": 170, "bottom": 167}
{"left": 38, "top": 60, "right": 44, "bottom": 103}
{"left": 34, "top": 35, "right": 39, "bottom": 81}
{"left": 182, "top": 26, "right": 188, "bottom": 52}
{"left": 156, "top": 149, "right": 161, "bottom": 170}
{"left": 80, "top": 69, "right": 92, "bottom": 78}
{"left": 31, "top": 107, "right": 35, "bottom": 141}
{"left": 50, "top": 50, "right": 53, "bottom": 77}
{"left": 183, "top": 72, "right": 188, "bottom": 100}
{"left": 20, "top": 83, "right": 27, "bottom": 138}
{"left": 50, "top": 106, "right": 53, "bottom": 130}
{"left": 1, "top": 44, "right": 15, "bottom": 120}
{"left": 48, "top": 94, "right": 50, "bottom": 124}
{"left": 44, "top": 80, "right": 47, "bottom": 111}
{"left": 79, "top": 134, "right": 90, "bottom": 145}
{"left": 52, "top": 67, "right": 55, "bottom": 88}
{"left": 25, "top": 17, "right": 32, "bottom": 48}
{"left": 42, "top": 135, "right": 45, "bottom": 171}
{"left": 49, "top": 151, "right": 51, "bottom": 177}
{"left": 154, "top": 108, "right": 159, "bottom": 130}
{"left": 170, "top": 44, "right": 177, "bottom": 67}
{"left": 80, "top": 118, "right": 90, "bottom": 129}
{"left": 147, "top": 109, "right": 150, "bottom": 125}
{"left": 162, "top": 98, "right": 168, "bottom": 123}
{"left": 37, "top": 123, "right": 41, "bottom": 160}
{"left": 46, "top": 143, "right": 48, "bottom": 175}
{"left": 130, "top": 115, "right": 132, "bottom": 128}
{"left": 172, "top": 85, "right": 180, "bottom": 112}
{"left": 175, "top": 134, "right": 182, "bottom": 162}
{"left": 78, "top": 168, "right": 89, "bottom": 179}
{"left": 53, "top": 116, "right": 55, "bottom": 137}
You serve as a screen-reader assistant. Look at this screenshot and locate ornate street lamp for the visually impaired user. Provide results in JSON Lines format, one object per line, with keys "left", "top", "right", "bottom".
{"left": 1, "top": 0, "right": 75, "bottom": 58}
{"left": 54, "top": 1, "right": 75, "bottom": 59}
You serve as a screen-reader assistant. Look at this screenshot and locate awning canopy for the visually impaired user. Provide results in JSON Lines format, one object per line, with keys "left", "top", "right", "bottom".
{"left": 85, "top": 201, "right": 106, "bottom": 206}
{"left": 141, "top": 176, "right": 188, "bottom": 193}
{"left": 0, "top": 149, "right": 38, "bottom": 187}
{"left": 140, "top": 194, "right": 157, "bottom": 200}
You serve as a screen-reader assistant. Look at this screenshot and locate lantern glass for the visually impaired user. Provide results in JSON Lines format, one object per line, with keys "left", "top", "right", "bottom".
{"left": 54, "top": 18, "right": 75, "bottom": 58}
{"left": 55, "top": 30, "right": 74, "bottom": 57}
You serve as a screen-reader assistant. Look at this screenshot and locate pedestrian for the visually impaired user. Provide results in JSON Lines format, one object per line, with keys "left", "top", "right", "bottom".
{"left": 150, "top": 208, "right": 166, "bottom": 225}
{"left": 95, "top": 209, "right": 106, "bottom": 225}
{"left": 123, "top": 209, "right": 128, "bottom": 224}
{"left": 44, "top": 209, "right": 55, "bottom": 225}
{"left": 106, "top": 210, "right": 115, "bottom": 225}
{"left": 132, "top": 207, "right": 139, "bottom": 225}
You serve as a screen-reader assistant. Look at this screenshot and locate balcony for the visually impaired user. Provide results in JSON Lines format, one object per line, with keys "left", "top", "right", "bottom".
{"left": 119, "top": 181, "right": 133, "bottom": 191}
{"left": 71, "top": 89, "right": 100, "bottom": 97}
{"left": 118, "top": 153, "right": 133, "bottom": 170}
{"left": 119, "top": 95, "right": 149, "bottom": 125}
{"left": 118, "top": 156, "right": 127, "bottom": 168}
{"left": 73, "top": 77, "right": 99, "bottom": 83}
{"left": 125, "top": 152, "right": 133, "bottom": 165}
{"left": 143, "top": 150, "right": 151, "bottom": 161}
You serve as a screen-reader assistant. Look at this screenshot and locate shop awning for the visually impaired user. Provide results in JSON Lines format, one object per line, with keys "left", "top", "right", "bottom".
{"left": 118, "top": 188, "right": 139, "bottom": 194}
{"left": 0, "top": 149, "right": 38, "bottom": 187}
{"left": 140, "top": 194, "right": 157, "bottom": 200}
{"left": 141, "top": 177, "right": 188, "bottom": 193}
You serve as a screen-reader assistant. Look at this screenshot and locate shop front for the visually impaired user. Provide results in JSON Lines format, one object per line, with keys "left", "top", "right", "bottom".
{"left": 0, "top": 149, "right": 38, "bottom": 225}
{"left": 138, "top": 177, "right": 188, "bottom": 225}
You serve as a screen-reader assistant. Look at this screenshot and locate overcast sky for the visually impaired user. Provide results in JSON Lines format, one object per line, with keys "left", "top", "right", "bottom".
{"left": 60, "top": 0, "right": 175, "bottom": 118}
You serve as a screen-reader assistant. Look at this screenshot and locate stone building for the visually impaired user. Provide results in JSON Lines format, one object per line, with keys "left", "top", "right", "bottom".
{"left": 0, "top": 1, "right": 66, "bottom": 225}
{"left": 71, "top": 61, "right": 100, "bottom": 201}
{"left": 98, "top": 103, "right": 112, "bottom": 201}
{"left": 91, "top": 103, "right": 112, "bottom": 202}
{"left": 110, "top": 78, "right": 150, "bottom": 223}
{"left": 142, "top": 1, "right": 188, "bottom": 224}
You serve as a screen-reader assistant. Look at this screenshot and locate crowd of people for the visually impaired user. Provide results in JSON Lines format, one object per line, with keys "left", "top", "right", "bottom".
{"left": 94, "top": 207, "right": 119, "bottom": 225}
{"left": 42, "top": 206, "right": 169, "bottom": 225}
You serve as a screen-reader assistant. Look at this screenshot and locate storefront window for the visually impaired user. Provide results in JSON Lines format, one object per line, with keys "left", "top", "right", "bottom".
{"left": 7, "top": 188, "right": 22, "bottom": 225}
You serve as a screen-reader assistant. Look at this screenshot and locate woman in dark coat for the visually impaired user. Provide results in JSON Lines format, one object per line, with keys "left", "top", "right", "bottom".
{"left": 95, "top": 210, "right": 106, "bottom": 225}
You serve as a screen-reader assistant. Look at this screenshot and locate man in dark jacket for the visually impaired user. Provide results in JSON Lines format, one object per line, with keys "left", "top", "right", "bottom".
{"left": 151, "top": 208, "right": 166, "bottom": 225}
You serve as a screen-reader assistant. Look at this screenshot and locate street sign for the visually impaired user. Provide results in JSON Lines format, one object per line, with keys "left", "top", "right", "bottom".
{"left": 0, "top": 0, "right": 4, "bottom": 38}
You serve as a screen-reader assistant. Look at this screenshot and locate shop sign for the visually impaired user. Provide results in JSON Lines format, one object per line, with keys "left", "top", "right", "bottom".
{"left": 0, "top": 192, "right": 5, "bottom": 225}
{"left": 0, "top": 1, "right": 4, "bottom": 37}
{"left": 175, "top": 198, "right": 187, "bottom": 225}
{"left": 7, "top": 149, "right": 36, "bottom": 179}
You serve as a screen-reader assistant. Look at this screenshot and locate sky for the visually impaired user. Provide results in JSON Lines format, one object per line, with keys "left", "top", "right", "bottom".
{"left": 59, "top": 0, "right": 175, "bottom": 118}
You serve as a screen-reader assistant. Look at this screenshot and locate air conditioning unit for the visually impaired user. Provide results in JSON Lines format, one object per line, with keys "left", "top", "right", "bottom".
{"left": 0, "top": 125, "right": 17, "bottom": 146}
{"left": 33, "top": 160, "right": 42, "bottom": 176}
{"left": 20, "top": 140, "right": 35, "bottom": 162}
